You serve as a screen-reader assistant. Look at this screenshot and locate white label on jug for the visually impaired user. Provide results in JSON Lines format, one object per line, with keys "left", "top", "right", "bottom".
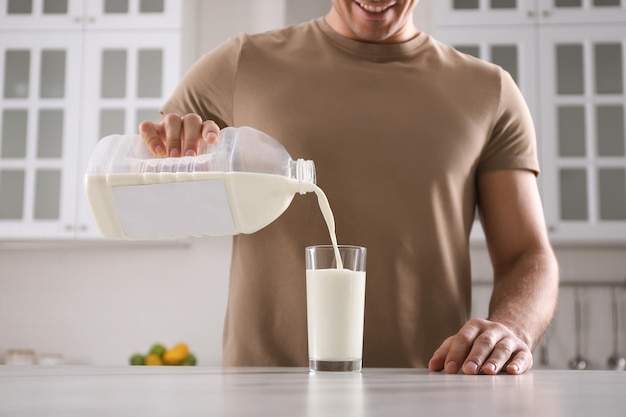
{"left": 111, "top": 179, "right": 236, "bottom": 238}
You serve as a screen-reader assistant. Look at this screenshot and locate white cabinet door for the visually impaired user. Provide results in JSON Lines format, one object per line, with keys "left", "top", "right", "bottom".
{"left": 0, "top": 2, "right": 181, "bottom": 239}
{"left": 540, "top": 25, "right": 626, "bottom": 242}
{"left": 0, "top": 0, "right": 180, "bottom": 30}
{"left": 84, "top": 0, "right": 181, "bottom": 29}
{"left": 433, "top": 27, "right": 539, "bottom": 242}
{"left": 0, "top": 0, "right": 84, "bottom": 30}
{"left": 0, "top": 33, "right": 82, "bottom": 238}
{"left": 434, "top": 0, "right": 538, "bottom": 27}
{"left": 434, "top": 0, "right": 626, "bottom": 26}
{"left": 541, "top": 0, "right": 626, "bottom": 24}
{"left": 74, "top": 30, "right": 180, "bottom": 238}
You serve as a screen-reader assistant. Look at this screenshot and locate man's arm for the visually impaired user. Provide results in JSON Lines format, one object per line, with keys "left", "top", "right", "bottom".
{"left": 429, "top": 169, "right": 559, "bottom": 374}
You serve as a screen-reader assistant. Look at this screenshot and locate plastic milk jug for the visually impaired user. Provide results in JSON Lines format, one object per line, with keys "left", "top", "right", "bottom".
{"left": 84, "top": 126, "right": 318, "bottom": 240}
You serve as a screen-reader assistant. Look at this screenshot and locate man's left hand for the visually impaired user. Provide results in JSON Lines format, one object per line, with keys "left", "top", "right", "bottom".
{"left": 428, "top": 318, "right": 533, "bottom": 375}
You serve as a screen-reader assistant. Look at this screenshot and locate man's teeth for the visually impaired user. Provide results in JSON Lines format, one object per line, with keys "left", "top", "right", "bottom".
{"left": 358, "top": 2, "right": 392, "bottom": 13}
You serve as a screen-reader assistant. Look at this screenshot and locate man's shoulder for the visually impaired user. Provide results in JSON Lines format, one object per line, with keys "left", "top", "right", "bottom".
{"left": 242, "top": 19, "right": 321, "bottom": 47}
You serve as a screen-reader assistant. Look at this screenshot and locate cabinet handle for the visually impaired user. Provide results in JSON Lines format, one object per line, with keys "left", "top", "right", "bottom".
{"left": 86, "top": 16, "right": 96, "bottom": 24}
{"left": 65, "top": 224, "right": 74, "bottom": 231}
{"left": 527, "top": 10, "right": 536, "bottom": 18}
{"left": 542, "top": 10, "right": 551, "bottom": 18}
{"left": 73, "top": 16, "right": 82, "bottom": 23}
{"left": 548, "top": 225, "right": 557, "bottom": 233}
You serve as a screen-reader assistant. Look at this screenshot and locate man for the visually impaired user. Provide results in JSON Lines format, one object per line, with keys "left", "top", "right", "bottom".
{"left": 140, "top": 0, "right": 559, "bottom": 375}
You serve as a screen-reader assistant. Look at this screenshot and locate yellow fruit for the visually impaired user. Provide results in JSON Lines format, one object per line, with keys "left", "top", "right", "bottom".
{"left": 144, "top": 353, "right": 163, "bottom": 366}
{"left": 173, "top": 343, "right": 189, "bottom": 356}
{"left": 163, "top": 343, "right": 189, "bottom": 366}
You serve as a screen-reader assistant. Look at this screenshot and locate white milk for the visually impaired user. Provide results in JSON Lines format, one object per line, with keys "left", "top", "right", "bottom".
{"left": 86, "top": 170, "right": 341, "bottom": 257}
{"left": 306, "top": 268, "right": 366, "bottom": 361}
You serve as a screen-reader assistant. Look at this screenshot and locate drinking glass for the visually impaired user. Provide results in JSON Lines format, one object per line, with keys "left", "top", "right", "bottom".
{"left": 305, "top": 245, "right": 367, "bottom": 372}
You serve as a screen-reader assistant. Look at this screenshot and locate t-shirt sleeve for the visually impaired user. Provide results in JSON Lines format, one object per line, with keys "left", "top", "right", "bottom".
{"left": 160, "top": 36, "right": 243, "bottom": 128}
{"left": 477, "top": 68, "right": 540, "bottom": 177}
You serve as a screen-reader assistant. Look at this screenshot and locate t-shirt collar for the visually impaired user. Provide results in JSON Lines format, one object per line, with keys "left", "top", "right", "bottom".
{"left": 315, "top": 17, "right": 428, "bottom": 61}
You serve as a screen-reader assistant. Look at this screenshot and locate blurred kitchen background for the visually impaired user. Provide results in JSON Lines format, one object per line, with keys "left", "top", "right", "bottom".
{"left": 0, "top": 0, "right": 625, "bottom": 370}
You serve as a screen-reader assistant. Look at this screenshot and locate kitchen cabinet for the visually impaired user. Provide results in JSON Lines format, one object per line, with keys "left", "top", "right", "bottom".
{"left": 0, "top": 0, "right": 181, "bottom": 29}
{"left": 434, "top": 0, "right": 626, "bottom": 26}
{"left": 0, "top": 0, "right": 181, "bottom": 239}
{"left": 434, "top": 1, "right": 626, "bottom": 243}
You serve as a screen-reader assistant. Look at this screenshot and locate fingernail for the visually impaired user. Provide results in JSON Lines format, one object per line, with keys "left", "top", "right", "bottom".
{"left": 445, "top": 360, "right": 457, "bottom": 373}
{"left": 206, "top": 132, "right": 218, "bottom": 142}
{"left": 155, "top": 145, "right": 165, "bottom": 157}
{"left": 509, "top": 364, "right": 520, "bottom": 373}
{"left": 483, "top": 363, "right": 496, "bottom": 373}
{"left": 170, "top": 148, "right": 180, "bottom": 157}
{"left": 466, "top": 361, "right": 479, "bottom": 374}
{"left": 185, "top": 149, "right": 196, "bottom": 157}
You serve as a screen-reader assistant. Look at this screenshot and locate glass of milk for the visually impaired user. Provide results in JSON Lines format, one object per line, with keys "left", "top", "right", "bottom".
{"left": 305, "top": 245, "right": 367, "bottom": 372}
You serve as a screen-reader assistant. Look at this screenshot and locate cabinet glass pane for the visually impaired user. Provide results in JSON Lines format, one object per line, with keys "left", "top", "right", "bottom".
{"left": 598, "top": 168, "right": 626, "bottom": 220}
{"left": 1, "top": 110, "right": 28, "bottom": 158}
{"left": 140, "top": 0, "right": 164, "bottom": 13}
{"left": 4, "top": 50, "right": 30, "bottom": 99}
{"left": 557, "top": 45, "right": 584, "bottom": 95}
{"left": 454, "top": 0, "right": 479, "bottom": 9}
{"left": 491, "top": 0, "right": 516, "bottom": 8}
{"left": 559, "top": 106, "right": 586, "bottom": 157}
{"left": 596, "top": 105, "right": 625, "bottom": 157}
{"left": 137, "top": 108, "right": 160, "bottom": 128}
{"left": 101, "top": 50, "right": 127, "bottom": 98}
{"left": 560, "top": 168, "right": 588, "bottom": 220}
{"left": 595, "top": 43, "right": 623, "bottom": 95}
{"left": 100, "top": 109, "right": 125, "bottom": 138}
{"left": 137, "top": 49, "right": 162, "bottom": 98}
{"left": 455, "top": 45, "right": 480, "bottom": 58}
{"left": 34, "top": 169, "right": 60, "bottom": 220}
{"left": 43, "top": 0, "right": 68, "bottom": 14}
{"left": 492, "top": 45, "right": 518, "bottom": 84}
{"left": 7, "top": 0, "right": 32, "bottom": 14}
{"left": 40, "top": 50, "right": 66, "bottom": 99}
{"left": 0, "top": 170, "right": 25, "bottom": 219}
{"left": 594, "top": 0, "right": 620, "bottom": 5}
{"left": 37, "top": 109, "right": 63, "bottom": 158}
{"left": 555, "top": 0, "right": 582, "bottom": 6}
{"left": 104, "top": 0, "right": 128, "bottom": 13}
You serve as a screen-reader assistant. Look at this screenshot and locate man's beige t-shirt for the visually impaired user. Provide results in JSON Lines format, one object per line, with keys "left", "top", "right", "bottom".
{"left": 162, "top": 18, "right": 539, "bottom": 368}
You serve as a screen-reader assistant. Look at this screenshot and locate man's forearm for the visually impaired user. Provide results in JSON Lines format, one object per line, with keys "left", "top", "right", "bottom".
{"left": 487, "top": 251, "right": 560, "bottom": 350}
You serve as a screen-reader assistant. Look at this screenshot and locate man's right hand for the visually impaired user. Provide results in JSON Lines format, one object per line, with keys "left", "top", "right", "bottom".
{"left": 139, "top": 113, "right": 220, "bottom": 157}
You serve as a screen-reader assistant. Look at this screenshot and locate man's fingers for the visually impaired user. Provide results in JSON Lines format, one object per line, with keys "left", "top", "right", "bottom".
{"left": 139, "top": 114, "right": 217, "bottom": 158}
{"left": 162, "top": 113, "right": 183, "bottom": 157}
{"left": 181, "top": 113, "right": 203, "bottom": 156}
{"left": 442, "top": 323, "right": 481, "bottom": 374}
{"left": 505, "top": 350, "right": 533, "bottom": 375}
{"left": 139, "top": 120, "right": 166, "bottom": 157}
{"left": 479, "top": 335, "right": 526, "bottom": 375}
{"left": 202, "top": 120, "right": 220, "bottom": 144}
{"left": 462, "top": 329, "right": 502, "bottom": 375}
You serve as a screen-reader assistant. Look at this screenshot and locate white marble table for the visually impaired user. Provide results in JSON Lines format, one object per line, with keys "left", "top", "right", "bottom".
{"left": 0, "top": 366, "right": 625, "bottom": 416}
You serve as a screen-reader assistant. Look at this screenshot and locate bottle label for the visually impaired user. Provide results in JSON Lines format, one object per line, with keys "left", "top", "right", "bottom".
{"left": 110, "top": 179, "right": 236, "bottom": 238}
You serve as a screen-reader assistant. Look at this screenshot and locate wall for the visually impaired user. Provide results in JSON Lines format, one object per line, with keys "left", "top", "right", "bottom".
{"left": 1, "top": 0, "right": 625, "bottom": 370}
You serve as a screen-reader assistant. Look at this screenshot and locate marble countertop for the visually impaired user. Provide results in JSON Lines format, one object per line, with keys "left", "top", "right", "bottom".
{"left": 1, "top": 366, "right": 625, "bottom": 416}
